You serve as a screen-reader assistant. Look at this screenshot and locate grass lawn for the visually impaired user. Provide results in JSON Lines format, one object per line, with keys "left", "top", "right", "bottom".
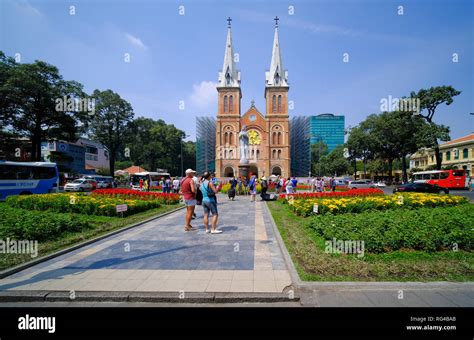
{"left": 267, "top": 201, "right": 474, "bottom": 281}
{"left": 0, "top": 203, "right": 183, "bottom": 271}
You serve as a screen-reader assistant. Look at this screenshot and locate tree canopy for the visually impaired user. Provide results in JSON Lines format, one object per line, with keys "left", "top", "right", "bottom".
{"left": 0, "top": 51, "right": 90, "bottom": 160}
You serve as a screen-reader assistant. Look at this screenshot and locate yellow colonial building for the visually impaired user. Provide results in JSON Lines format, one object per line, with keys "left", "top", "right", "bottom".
{"left": 410, "top": 133, "right": 474, "bottom": 175}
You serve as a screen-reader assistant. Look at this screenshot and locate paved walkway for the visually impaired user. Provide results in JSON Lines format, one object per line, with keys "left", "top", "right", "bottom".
{"left": 0, "top": 194, "right": 292, "bottom": 294}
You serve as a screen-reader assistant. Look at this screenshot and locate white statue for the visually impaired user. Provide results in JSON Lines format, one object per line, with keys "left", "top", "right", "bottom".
{"left": 239, "top": 125, "right": 249, "bottom": 164}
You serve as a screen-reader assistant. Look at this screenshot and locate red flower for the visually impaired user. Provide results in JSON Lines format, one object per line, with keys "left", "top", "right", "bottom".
{"left": 92, "top": 189, "right": 180, "bottom": 203}
{"left": 278, "top": 188, "right": 384, "bottom": 200}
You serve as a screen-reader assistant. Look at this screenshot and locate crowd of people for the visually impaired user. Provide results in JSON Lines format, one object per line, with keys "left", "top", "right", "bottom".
{"left": 179, "top": 170, "right": 268, "bottom": 234}
{"left": 133, "top": 171, "right": 340, "bottom": 234}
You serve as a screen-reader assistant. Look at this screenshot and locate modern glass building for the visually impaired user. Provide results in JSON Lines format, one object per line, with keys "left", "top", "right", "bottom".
{"left": 309, "top": 114, "right": 345, "bottom": 152}
{"left": 196, "top": 116, "right": 216, "bottom": 175}
{"left": 290, "top": 116, "right": 311, "bottom": 177}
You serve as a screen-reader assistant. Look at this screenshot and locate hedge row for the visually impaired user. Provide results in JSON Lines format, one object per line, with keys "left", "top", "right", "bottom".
{"left": 0, "top": 204, "right": 93, "bottom": 241}
{"left": 307, "top": 204, "right": 474, "bottom": 253}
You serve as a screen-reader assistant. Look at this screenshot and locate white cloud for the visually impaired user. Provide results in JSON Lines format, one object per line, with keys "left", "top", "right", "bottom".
{"left": 125, "top": 33, "right": 148, "bottom": 50}
{"left": 234, "top": 8, "right": 417, "bottom": 43}
{"left": 15, "top": 0, "right": 42, "bottom": 16}
{"left": 189, "top": 81, "right": 217, "bottom": 110}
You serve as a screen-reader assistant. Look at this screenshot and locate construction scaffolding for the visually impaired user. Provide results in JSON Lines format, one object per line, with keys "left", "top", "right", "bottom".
{"left": 196, "top": 116, "right": 216, "bottom": 175}
{"left": 290, "top": 116, "right": 311, "bottom": 177}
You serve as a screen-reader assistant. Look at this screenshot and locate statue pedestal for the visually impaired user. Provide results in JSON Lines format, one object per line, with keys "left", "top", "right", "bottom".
{"left": 238, "top": 164, "right": 250, "bottom": 179}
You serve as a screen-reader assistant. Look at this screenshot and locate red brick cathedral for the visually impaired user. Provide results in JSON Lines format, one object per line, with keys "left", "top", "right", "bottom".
{"left": 215, "top": 18, "right": 290, "bottom": 178}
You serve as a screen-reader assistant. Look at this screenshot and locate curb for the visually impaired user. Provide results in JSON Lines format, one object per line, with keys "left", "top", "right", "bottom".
{"left": 263, "top": 201, "right": 474, "bottom": 290}
{"left": 0, "top": 205, "right": 185, "bottom": 280}
{"left": 0, "top": 290, "right": 299, "bottom": 304}
{"left": 263, "top": 202, "right": 302, "bottom": 288}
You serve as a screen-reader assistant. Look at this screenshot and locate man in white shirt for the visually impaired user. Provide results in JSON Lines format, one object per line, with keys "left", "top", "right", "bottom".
{"left": 172, "top": 177, "right": 180, "bottom": 193}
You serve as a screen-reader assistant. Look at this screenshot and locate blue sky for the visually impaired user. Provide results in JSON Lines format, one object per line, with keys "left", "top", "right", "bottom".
{"left": 1, "top": 0, "right": 473, "bottom": 141}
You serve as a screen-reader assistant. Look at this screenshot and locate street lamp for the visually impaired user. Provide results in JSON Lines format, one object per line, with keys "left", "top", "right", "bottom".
{"left": 180, "top": 134, "right": 190, "bottom": 177}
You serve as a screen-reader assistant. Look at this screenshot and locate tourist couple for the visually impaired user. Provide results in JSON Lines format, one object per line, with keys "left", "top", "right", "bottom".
{"left": 181, "top": 169, "right": 222, "bottom": 234}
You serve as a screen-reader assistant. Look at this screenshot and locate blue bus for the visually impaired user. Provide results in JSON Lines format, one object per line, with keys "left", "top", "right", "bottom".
{"left": 0, "top": 161, "right": 59, "bottom": 201}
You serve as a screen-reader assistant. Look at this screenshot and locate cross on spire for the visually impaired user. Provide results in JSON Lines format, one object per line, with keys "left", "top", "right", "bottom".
{"left": 274, "top": 16, "right": 279, "bottom": 27}
{"left": 227, "top": 17, "right": 232, "bottom": 28}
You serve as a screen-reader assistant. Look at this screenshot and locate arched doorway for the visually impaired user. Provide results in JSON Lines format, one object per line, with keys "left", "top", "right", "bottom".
{"left": 224, "top": 166, "right": 234, "bottom": 177}
{"left": 272, "top": 166, "right": 282, "bottom": 176}
{"left": 249, "top": 165, "right": 259, "bottom": 178}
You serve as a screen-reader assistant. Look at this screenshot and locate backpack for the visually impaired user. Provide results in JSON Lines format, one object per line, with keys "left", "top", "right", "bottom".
{"left": 207, "top": 182, "right": 216, "bottom": 198}
{"left": 196, "top": 185, "right": 203, "bottom": 205}
{"left": 202, "top": 181, "right": 216, "bottom": 199}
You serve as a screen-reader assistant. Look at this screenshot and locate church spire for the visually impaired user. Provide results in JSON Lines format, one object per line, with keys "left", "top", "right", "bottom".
{"left": 218, "top": 18, "right": 240, "bottom": 88}
{"left": 265, "top": 17, "right": 288, "bottom": 87}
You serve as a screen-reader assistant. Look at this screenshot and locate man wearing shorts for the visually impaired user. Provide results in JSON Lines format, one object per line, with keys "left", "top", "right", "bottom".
{"left": 181, "top": 169, "right": 197, "bottom": 232}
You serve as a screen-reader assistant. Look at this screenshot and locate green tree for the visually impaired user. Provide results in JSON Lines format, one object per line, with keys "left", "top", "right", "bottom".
{"left": 88, "top": 89, "right": 134, "bottom": 176}
{"left": 363, "top": 113, "right": 399, "bottom": 184}
{"left": 388, "top": 111, "right": 428, "bottom": 183}
{"left": 366, "top": 159, "right": 388, "bottom": 178}
{"left": 346, "top": 124, "right": 375, "bottom": 177}
{"left": 148, "top": 120, "right": 184, "bottom": 175}
{"left": 319, "top": 145, "right": 349, "bottom": 176}
{"left": 114, "top": 160, "right": 134, "bottom": 170}
{"left": 124, "top": 117, "right": 192, "bottom": 176}
{"left": 410, "top": 86, "right": 460, "bottom": 169}
{"left": 124, "top": 117, "right": 162, "bottom": 171}
{"left": 310, "top": 140, "right": 329, "bottom": 176}
{"left": 0, "top": 52, "right": 89, "bottom": 160}
{"left": 182, "top": 140, "right": 196, "bottom": 174}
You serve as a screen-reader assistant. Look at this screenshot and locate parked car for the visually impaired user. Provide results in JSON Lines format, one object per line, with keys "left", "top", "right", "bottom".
{"left": 393, "top": 182, "right": 449, "bottom": 194}
{"left": 64, "top": 179, "right": 96, "bottom": 192}
{"left": 348, "top": 179, "right": 376, "bottom": 189}
{"left": 374, "top": 181, "right": 386, "bottom": 188}
{"left": 97, "top": 180, "right": 112, "bottom": 189}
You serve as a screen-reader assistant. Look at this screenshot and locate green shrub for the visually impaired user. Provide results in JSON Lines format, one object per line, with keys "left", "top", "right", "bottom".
{"left": 0, "top": 204, "right": 93, "bottom": 241}
{"left": 6, "top": 193, "right": 162, "bottom": 217}
{"left": 307, "top": 205, "right": 474, "bottom": 253}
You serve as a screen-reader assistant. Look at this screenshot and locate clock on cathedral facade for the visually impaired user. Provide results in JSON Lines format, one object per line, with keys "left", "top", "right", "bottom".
{"left": 215, "top": 18, "right": 290, "bottom": 179}
{"left": 248, "top": 130, "right": 261, "bottom": 145}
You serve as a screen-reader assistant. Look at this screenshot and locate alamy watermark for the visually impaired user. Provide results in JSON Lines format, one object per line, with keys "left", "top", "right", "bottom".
{"left": 380, "top": 95, "right": 420, "bottom": 114}
{"left": 325, "top": 238, "right": 365, "bottom": 258}
{"left": 18, "top": 314, "right": 55, "bottom": 334}
{"left": 55, "top": 95, "right": 95, "bottom": 115}
{"left": 0, "top": 238, "right": 38, "bottom": 258}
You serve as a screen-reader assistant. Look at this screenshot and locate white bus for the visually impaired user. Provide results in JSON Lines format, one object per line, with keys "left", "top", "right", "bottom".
{"left": 130, "top": 171, "right": 170, "bottom": 190}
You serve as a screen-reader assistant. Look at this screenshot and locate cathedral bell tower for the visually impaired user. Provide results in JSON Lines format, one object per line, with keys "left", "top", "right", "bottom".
{"left": 215, "top": 17, "right": 241, "bottom": 177}
{"left": 265, "top": 16, "right": 290, "bottom": 178}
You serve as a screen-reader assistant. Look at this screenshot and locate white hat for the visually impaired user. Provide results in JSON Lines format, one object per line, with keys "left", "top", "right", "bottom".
{"left": 185, "top": 168, "right": 196, "bottom": 174}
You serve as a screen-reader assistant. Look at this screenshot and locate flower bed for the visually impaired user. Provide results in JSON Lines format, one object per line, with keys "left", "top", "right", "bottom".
{"left": 6, "top": 193, "right": 164, "bottom": 217}
{"left": 285, "top": 192, "right": 468, "bottom": 216}
{"left": 308, "top": 204, "right": 474, "bottom": 252}
{"left": 92, "top": 189, "right": 180, "bottom": 204}
{"left": 280, "top": 188, "right": 384, "bottom": 201}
